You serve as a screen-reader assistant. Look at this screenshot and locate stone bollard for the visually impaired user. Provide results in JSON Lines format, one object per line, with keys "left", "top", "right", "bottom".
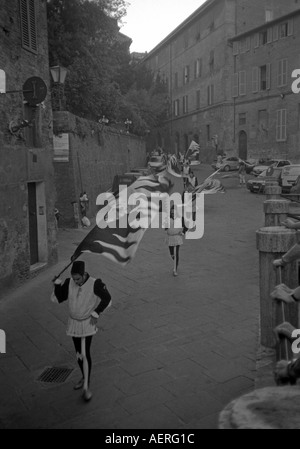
{"left": 256, "top": 227, "right": 298, "bottom": 349}
{"left": 264, "top": 184, "right": 289, "bottom": 227}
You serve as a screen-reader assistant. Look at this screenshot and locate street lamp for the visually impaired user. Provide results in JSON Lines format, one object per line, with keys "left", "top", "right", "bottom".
{"left": 124, "top": 118, "right": 132, "bottom": 134}
{"left": 50, "top": 65, "right": 68, "bottom": 111}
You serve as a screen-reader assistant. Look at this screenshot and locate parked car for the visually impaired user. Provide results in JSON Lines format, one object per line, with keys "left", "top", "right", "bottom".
{"left": 211, "top": 156, "right": 240, "bottom": 172}
{"left": 252, "top": 159, "right": 291, "bottom": 176}
{"left": 281, "top": 164, "right": 300, "bottom": 193}
{"left": 247, "top": 167, "right": 283, "bottom": 194}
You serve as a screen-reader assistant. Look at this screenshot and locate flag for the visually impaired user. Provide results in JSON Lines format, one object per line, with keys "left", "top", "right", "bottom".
{"left": 167, "top": 154, "right": 182, "bottom": 177}
{"left": 72, "top": 170, "right": 183, "bottom": 266}
{"left": 188, "top": 140, "right": 200, "bottom": 155}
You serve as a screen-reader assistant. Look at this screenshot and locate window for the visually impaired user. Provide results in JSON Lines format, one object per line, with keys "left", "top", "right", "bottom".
{"left": 20, "top": 0, "right": 37, "bottom": 53}
{"left": 183, "top": 95, "right": 188, "bottom": 114}
{"left": 239, "top": 113, "right": 246, "bottom": 125}
{"left": 259, "top": 30, "right": 267, "bottom": 45}
{"left": 195, "top": 58, "right": 202, "bottom": 78}
{"left": 267, "top": 28, "right": 272, "bottom": 43}
{"left": 207, "top": 85, "right": 214, "bottom": 105}
{"left": 260, "top": 65, "right": 267, "bottom": 90}
{"left": 280, "top": 22, "right": 288, "bottom": 38}
{"left": 183, "top": 65, "right": 190, "bottom": 85}
{"left": 278, "top": 59, "right": 288, "bottom": 87}
{"left": 265, "top": 10, "right": 273, "bottom": 22}
{"left": 174, "top": 99, "right": 180, "bottom": 117}
{"left": 239, "top": 71, "right": 246, "bottom": 96}
{"left": 259, "top": 64, "right": 271, "bottom": 90}
{"left": 196, "top": 90, "right": 201, "bottom": 110}
{"left": 276, "top": 109, "right": 287, "bottom": 141}
{"left": 273, "top": 25, "right": 278, "bottom": 41}
{"left": 254, "top": 33, "right": 259, "bottom": 48}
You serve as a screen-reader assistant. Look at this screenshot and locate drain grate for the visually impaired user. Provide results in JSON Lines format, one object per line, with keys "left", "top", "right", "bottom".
{"left": 36, "top": 367, "right": 74, "bottom": 384}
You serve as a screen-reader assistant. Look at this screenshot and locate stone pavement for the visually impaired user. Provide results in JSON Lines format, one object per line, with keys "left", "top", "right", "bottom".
{"left": 0, "top": 165, "right": 267, "bottom": 429}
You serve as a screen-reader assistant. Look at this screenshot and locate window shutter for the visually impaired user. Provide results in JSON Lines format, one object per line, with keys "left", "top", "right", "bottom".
{"left": 20, "top": 0, "right": 37, "bottom": 53}
{"left": 266, "top": 63, "right": 271, "bottom": 90}
{"left": 288, "top": 19, "right": 293, "bottom": 36}
{"left": 232, "top": 73, "right": 239, "bottom": 98}
{"left": 252, "top": 67, "right": 259, "bottom": 93}
{"left": 267, "top": 28, "right": 272, "bottom": 43}
{"left": 239, "top": 71, "right": 246, "bottom": 96}
{"left": 254, "top": 33, "right": 259, "bottom": 48}
{"left": 273, "top": 25, "right": 278, "bottom": 41}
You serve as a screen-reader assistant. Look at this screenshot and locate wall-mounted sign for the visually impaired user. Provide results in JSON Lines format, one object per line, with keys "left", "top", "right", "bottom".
{"left": 23, "top": 77, "right": 47, "bottom": 106}
{"left": 53, "top": 133, "right": 69, "bottom": 162}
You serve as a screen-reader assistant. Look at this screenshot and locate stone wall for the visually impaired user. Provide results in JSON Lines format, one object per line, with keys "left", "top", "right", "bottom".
{"left": 53, "top": 111, "right": 147, "bottom": 227}
{"left": 0, "top": 0, "right": 57, "bottom": 296}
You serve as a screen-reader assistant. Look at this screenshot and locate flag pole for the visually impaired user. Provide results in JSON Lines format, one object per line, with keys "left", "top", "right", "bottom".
{"left": 52, "top": 255, "right": 80, "bottom": 281}
{"left": 201, "top": 167, "right": 222, "bottom": 184}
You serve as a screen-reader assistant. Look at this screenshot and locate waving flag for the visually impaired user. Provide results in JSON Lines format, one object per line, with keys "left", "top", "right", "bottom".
{"left": 188, "top": 140, "right": 200, "bottom": 154}
{"left": 71, "top": 170, "right": 184, "bottom": 266}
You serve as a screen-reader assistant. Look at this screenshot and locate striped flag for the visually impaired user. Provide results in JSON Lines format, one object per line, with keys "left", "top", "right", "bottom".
{"left": 188, "top": 140, "right": 200, "bottom": 154}
{"left": 71, "top": 170, "right": 184, "bottom": 266}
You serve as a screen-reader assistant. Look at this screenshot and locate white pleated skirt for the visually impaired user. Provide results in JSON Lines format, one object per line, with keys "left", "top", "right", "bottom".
{"left": 167, "top": 234, "right": 183, "bottom": 247}
{"left": 66, "top": 317, "right": 98, "bottom": 338}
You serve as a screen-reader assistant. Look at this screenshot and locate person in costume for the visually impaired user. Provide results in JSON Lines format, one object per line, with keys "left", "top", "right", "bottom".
{"left": 165, "top": 207, "right": 185, "bottom": 277}
{"left": 51, "top": 261, "right": 111, "bottom": 402}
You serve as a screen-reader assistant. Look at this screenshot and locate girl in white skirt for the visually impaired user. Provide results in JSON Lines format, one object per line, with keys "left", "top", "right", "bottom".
{"left": 51, "top": 261, "right": 111, "bottom": 402}
{"left": 165, "top": 207, "right": 184, "bottom": 276}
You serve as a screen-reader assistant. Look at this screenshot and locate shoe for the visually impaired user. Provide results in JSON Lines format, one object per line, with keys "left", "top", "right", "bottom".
{"left": 173, "top": 271, "right": 178, "bottom": 277}
{"left": 73, "top": 378, "right": 84, "bottom": 390}
{"left": 83, "top": 389, "right": 93, "bottom": 402}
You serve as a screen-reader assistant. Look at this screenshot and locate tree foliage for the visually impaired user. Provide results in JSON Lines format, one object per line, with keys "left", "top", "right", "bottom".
{"left": 47, "top": 0, "right": 169, "bottom": 135}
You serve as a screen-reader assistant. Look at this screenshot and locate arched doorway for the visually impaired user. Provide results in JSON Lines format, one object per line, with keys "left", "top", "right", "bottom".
{"left": 238, "top": 131, "right": 247, "bottom": 160}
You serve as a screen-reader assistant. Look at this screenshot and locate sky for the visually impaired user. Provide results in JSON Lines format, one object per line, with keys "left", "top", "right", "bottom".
{"left": 120, "top": 0, "right": 207, "bottom": 53}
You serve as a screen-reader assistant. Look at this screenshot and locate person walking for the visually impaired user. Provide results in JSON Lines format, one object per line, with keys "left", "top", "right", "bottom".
{"left": 165, "top": 207, "right": 184, "bottom": 277}
{"left": 238, "top": 161, "right": 246, "bottom": 187}
{"left": 189, "top": 171, "right": 198, "bottom": 188}
{"left": 51, "top": 261, "right": 111, "bottom": 402}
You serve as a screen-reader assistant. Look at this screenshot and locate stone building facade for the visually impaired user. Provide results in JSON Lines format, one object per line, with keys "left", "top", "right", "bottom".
{"left": 142, "top": 0, "right": 300, "bottom": 162}
{"left": 0, "top": 0, "right": 57, "bottom": 295}
{"left": 231, "top": 9, "right": 300, "bottom": 161}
